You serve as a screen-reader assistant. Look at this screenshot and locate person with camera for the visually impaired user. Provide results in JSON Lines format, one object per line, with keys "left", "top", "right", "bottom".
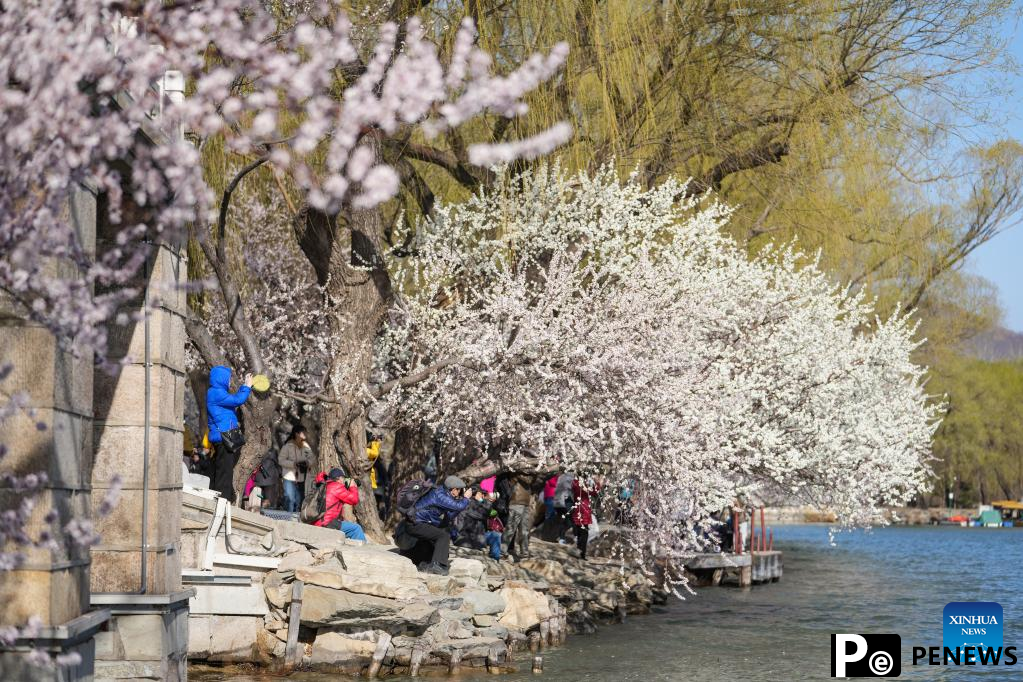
{"left": 206, "top": 365, "right": 253, "bottom": 503}
{"left": 313, "top": 468, "right": 366, "bottom": 541}
{"left": 408, "top": 476, "right": 472, "bottom": 575}
{"left": 279, "top": 424, "right": 315, "bottom": 512}
{"left": 454, "top": 488, "right": 502, "bottom": 560}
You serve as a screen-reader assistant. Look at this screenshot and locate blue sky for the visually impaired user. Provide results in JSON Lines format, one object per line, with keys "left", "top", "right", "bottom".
{"left": 966, "top": 17, "right": 1023, "bottom": 331}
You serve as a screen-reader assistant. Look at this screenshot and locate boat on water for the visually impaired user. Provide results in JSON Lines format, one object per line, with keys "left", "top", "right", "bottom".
{"left": 988, "top": 500, "right": 1023, "bottom": 527}
{"left": 940, "top": 501, "right": 1023, "bottom": 527}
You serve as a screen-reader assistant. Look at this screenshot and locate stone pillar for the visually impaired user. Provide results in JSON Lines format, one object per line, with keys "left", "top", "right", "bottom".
{"left": 0, "top": 184, "right": 110, "bottom": 679}
{"left": 89, "top": 217, "right": 192, "bottom": 680}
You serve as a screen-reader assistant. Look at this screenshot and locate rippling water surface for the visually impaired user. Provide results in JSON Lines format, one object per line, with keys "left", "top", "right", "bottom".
{"left": 192, "top": 525, "right": 1022, "bottom": 681}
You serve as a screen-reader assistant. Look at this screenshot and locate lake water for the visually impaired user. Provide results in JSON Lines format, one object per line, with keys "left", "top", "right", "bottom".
{"left": 192, "top": 525, "right": 1022, "bottom": 681}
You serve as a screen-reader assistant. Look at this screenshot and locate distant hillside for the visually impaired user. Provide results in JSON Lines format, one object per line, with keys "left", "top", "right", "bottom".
{"left": 967, "top": 327, "right": 1023, "bottom": 361}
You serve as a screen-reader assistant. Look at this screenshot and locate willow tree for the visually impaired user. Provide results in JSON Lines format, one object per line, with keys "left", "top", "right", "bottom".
{"left": 408, "top": 0, "right": 1022, "bottom": 346}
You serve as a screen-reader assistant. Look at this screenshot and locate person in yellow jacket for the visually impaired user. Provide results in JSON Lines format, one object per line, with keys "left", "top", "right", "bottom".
{"left": 367, "top": 437, "right": 389, "bottom": 516}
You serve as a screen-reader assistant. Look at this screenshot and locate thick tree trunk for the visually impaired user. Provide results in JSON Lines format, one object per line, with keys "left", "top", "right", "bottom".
{"left": 319, "top": 406, "right": 388, "bottom": 542}
{"left": 298, "top": 196, "right": 394, "bottom": 541}
{"left": 233, "top": 391, "right": 280, "bottom": 501}
{"left": 387, "top": 424, "right": 433, "bottom": 526}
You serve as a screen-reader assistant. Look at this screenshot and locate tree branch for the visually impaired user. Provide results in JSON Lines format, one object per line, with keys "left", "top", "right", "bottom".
{"left": 217, "top": 154, "right": 269, "bottom": 262}
{"left": 184, "top": 310, "right": 228, "bottom": 367}
{"left": 684, "top": 139, "right": 791, "bottom": 197}
{"left": 399, "top": 140, "right": 490, "bottom": 189}
{"left": 369, "top": 357, "right": 458, "bottom": 399}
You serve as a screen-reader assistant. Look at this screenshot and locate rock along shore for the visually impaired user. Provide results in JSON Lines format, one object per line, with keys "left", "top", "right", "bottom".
{"left": 183, "top": 495, "right": 667, "bottom": 677}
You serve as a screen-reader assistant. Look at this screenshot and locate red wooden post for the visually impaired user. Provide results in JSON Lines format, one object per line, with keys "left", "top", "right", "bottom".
{"left": 749, "top": 509, "right": 755, "bottom": 555}
{"left": 760, "top": 507, "right": 766, "bottom": 551}
{"left": 768, "top": 529, "right": 774, "bottom": 551}
{"left": 733, "top": 511, "right": 741, "bottom": 555}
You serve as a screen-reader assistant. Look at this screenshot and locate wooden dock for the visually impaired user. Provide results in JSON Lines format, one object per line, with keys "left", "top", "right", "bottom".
{"left": 684, "top": 550, "right": 783, "bottom": 587}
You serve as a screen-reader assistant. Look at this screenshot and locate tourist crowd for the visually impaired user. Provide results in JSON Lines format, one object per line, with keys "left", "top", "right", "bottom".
{"left": 187, "top": 364, "right": 630, "bottom": 576}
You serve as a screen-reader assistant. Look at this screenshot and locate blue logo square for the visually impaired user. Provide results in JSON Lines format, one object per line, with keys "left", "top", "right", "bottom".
{"left": 943, "top": 602, "right": 1003, "bottom": 656}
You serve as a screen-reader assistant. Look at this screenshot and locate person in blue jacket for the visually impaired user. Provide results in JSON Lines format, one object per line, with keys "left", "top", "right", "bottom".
{"left": 206, "top": 365, "right": 253, "bottom": 503}
{"left": 409, "top": 476, "right": 471, "bottom": 575}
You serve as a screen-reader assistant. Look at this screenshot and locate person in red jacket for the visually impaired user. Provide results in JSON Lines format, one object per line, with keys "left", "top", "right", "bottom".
{"left": 571, "top": 476, "right": 601, "bottom": 560}
{"left": 314, "top": 468, "right": 366, "bottom": 541}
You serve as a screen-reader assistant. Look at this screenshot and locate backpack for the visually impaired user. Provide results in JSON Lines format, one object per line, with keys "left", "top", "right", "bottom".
{"left": 301, "top": 480, "right": 328, "bottom": 523}
{"left": 396, "top": 478, "right": 434, "bottom": 521}
{"left": 253, "top": 450, "right": 281, "bottom": 488}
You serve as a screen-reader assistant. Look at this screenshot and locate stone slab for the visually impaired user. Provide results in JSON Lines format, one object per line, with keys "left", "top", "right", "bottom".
{"left": 187, "top": 615, "right": 212, "bottom": 658}
{"left": 189, "top": 583, "right": 269, "bottom": 616}
{"left": 207, "top": 615, "right": 261, "bottom": 663}
{"left": 460, "top": 590, "right": 507, "bottom": 616}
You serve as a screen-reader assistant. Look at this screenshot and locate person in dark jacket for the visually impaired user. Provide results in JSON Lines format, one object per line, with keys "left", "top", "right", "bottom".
{"left": 206, "top": 365, "right": 253, "bottom": 503}
{"left": 502, "top": 472, "right": 537, "bottom": 560}
{"left": 408, "top": 476, "right": 471, "bottom": 575}
{"left": 454, "top": 490, "right": 498, "bottom": 554}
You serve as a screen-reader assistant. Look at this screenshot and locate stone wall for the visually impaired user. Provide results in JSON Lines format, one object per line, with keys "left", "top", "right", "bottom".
{"left": 88, "top": 203, "right": 190, "bottom": 680}
{"left": 0, "top": 185, "right": 106, "bottom": 679}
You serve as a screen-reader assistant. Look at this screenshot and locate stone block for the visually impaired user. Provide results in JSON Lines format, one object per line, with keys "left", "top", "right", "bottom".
{"left": 178, "top": 530, "right": 205, "bottom": 571}
{"left": 299, "top": 585, "right": 438, "bottom": 635}
{"left": 95, "top": 242, "right": 186, "bottom": 317}
{"left": 263, "top": 571, "right": 292, "bottom": 609}
{"left": 460, "top": 589, "right": 507, "bottom": 616}
{"left": 310, "top": 631, "right": 377, "bottom": 668}
{"left": 149, "top": 244, "right": 187, "bottom": 317}
{"left": 189, "top": 583, "right": 269, "bottom": 616}
{"left": 0, "top": 635, "right": 96, "bottom": 681}
{"left": 207, "top": 615, "right": 260, "bottom": 663}
{"left": 271, "top": 519, "right": 351, "bottom": 550}
{"left": 497, "top": 586, "right": 552, "bottom": 631}
{"left": 93, "top": 363, "right": 183, "bottom": 431}
{"left": 424, "top": 575, "right": 460, "bottom": 595}
{"left": 104, "top": 306, "right": 186, "bottom": 374}
{"left": 449, "top": 558, "right": 486, "bottom": 585}
{"left": 277, "top": 549, "right": 314, "bottom": 572}
{"left": 0, "top": 487, "right": 91, "bottom": 568}
{"left": 295, "top": 565, "right": 425, "bottom": 600}
{"left": 94, "top": 659, "right": 163, "bottom": 680}
{"left": 91, "top": 487, "right": 182, "bottom": 551}
{"left": 0, "top": 325, "right": 93, "bottom": 416}
{"left": 95, "top": 621, "right": 126, "bottom": 661}
{"left": 115, "top": 614, "right": 165, "bottom": 661}
{"left": 332, "top": 544, "right": 419, "bottom": 579}
{"left": 187, "top": 615, "right": 212, "bottom": 658}
{"left": 0, "top": 563, "right": 90, "bottom": 627}
{"left": 0, "top": 407, "right": 92, "bottom": 489}
{"left": 92, "top": 424, "right": 182, "bottom": 490}
{"left": 89, "top": 543, "right": 181, "bottom": 594}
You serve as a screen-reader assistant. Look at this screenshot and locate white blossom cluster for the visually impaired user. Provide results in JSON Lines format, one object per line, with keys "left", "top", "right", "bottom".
{"left": 188, "top": 192, "right": 336, "bottom": 396}
{"left": 1, "top": 0, "right": 569, "bottom": 356}
{"left": 379, "top": 166, "right": 942, "bottom": 572}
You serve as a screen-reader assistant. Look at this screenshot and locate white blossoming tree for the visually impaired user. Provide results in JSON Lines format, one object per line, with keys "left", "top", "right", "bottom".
{"left": 378, "top": 166, "right": 942, "bottom": 579}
